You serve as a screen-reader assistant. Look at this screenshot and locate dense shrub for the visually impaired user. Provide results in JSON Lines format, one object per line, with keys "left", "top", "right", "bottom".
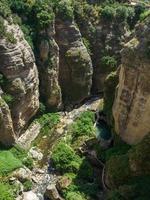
{"left": 140, "top": 10, "right": 150, "bottom": 21}
{"left": 51, "top": 142, "right": 82, "bottom": 173}
{"left": 34, "top": 1, "right": 54, "bottom": 29}
{"left": 68, "top": 111, "right": 95, "bottom": 141}
{"left": 0, "top": 182, "right": 14, "bottom": 200}
{"left": 101, "top": 56, "right": 117, "bottom": 72}
{"left": 55, "top": 0, "right": 74, "bottom": 21}
{"left": 101, "top": 6, "right": 116, "bottom": 21}
{"left": 0, "top": 0, "right": 11, "bottom": 18}
{"left": 65, "top": 191, "right": 85, "bottom": 200}
{"left": 116, "top": 6, "right": 128, "bottom": 22}
{"left": 2, "top": 94, "right": 14, "bottom": 107}
{"left": 23, "top": 180, "right": 33, "bottom": 191}
{"left": 37, "top": 113, "right": 60, "bottom": 135}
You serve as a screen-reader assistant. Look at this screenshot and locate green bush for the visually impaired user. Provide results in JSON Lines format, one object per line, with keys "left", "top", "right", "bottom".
{"left": 22, "top": 157, "right": 33, "bottom": 170}
{"left": 140, "top": 10, "right": 150, "bottom": 21}
{"left": 23, "top": 180, "right": 32, "bottom": 191}
{"left": 0, "top": 182, "right": 14, "bottom": 200}
{"left": 101, "top": 6, "right": 116, "bottom": 21}
{"left": 35, "top": 5, "right": 54, "bottom": 29}
{"left": 0, "top": 0, "right": 11, "bottom": 18}
{"left": 37, "top": 113, "right": 60, "bottom": 135}
{"left": 56, "top": 0, "right": 74, "bottom": 21}
{"left": 65, "top": 191, "right": 85, "bottom": 200}
{"left": 101, "top": 56, "right": 117, "bottom": 72}
{"left": 68, "top": 111, "right": 95, "bottom": 141}
{"left": 51, "top": 142, "right": 82, "bottom": 173}
{"left": 10, "top": 145, "right": 27, "bottom": 161}
{"left": 0, "top": 151, "right": 22, "bottom": 176}
{"left": 116, "top": 6, "right": 128, "bottom": 22}
{"left": 2, "top": 94, "right": 14, "bottom": 107}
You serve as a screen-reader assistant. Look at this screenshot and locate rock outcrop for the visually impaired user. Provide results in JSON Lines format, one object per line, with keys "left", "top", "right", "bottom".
{"left": 113, "top": 17, "right": 150, "bottom": 144}
{"left": 55, "top": 19, "right": 93, "bottom": 107}
{"left": 37, "top": 21, "right": 62, "bottom": 110}
{"left": 0, "top": 18, "right": 39, "bottom": 144}
{"left": 0, "top": 96, "right": 16, "bottom": 145}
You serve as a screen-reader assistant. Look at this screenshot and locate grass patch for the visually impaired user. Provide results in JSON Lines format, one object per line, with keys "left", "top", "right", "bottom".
{"left": 0, "top": 151, "right": 22, "bottom": 176}
{"left": 0, "top": 182, "right": 15, "bottom": 200}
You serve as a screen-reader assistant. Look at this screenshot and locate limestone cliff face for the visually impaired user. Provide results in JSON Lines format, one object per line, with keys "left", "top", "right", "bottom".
{"left": 0, "top": 96, "right": 16, "bottom": 145}
{"left": 113, "top": 17, "right": 150, "bottom": 144}
{"left": 55, "top": 19, "right": 93, "bottom": 107}
{"left": 37, "top": 21, "right": 62, "bottom": 110}
{"left": 0, "top": 19, "right": 39, "bottom": 144}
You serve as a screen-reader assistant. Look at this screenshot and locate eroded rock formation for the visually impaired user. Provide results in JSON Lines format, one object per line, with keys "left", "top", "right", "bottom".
{"left": 55, "top": 19, "right": 93, "bottom": 107}
{"left": 37, "top": 21, "right": 62, "bottom": 110}
{"left": 0, "top": 19, "right": 39, "bottom": 145}
{"left": 113, "top": 17, "right": 150, "bottom": 144}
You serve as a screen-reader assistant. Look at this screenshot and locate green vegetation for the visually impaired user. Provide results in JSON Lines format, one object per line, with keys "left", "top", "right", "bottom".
{"left": 0, "top": 151, "right": 22, "bottom": 176}
{"left": 0, "top": 145, "right": 34, "bottom": 175}
{"left": 56, "top": 0, "right": 74, "bottom": 21}
{"left": 51, "top": 111, "right": 99, "bottom": 200}
{"left": 2, "top": 94, "right": 14, "bottom": 107}
{"left": 101, "top": 6, "right": 115, "bottom": 21}
{"left": 68, "top": 111, "right": 95, "bottom": 142}
{"left": 105, "top": 134, "right": 150, "bottom": 199}
{"left": 0, "top": 182, "right": 14, "bottom": 200}
{"left": 0, "top": 15, "right": 16, "bottom": 44}
{"left": 65, "top": 191, "right": 85, "bottom": 200}
{"left": 51, "top": 142, "right": 82, "bottom": 173}
{"left": 140, "top": 9, "right": 150, "bottom": 21}
{"left": 23, "top": 180, "right": 33, "bottom": 191}
{"left": 36, "top": 113, "right": 60, "bottom": 135}
{"left": 101, "top": 56, "right": 117, "bottom": 72}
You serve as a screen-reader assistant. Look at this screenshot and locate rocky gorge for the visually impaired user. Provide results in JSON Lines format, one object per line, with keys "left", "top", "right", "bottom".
{"left": 0, "top": 0, "right": 150, "bottom": 200}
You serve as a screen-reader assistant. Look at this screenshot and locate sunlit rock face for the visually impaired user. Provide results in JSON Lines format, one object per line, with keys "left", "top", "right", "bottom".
{"left": 113, "top": 17, "right": 150, "bottom": 144}
{"left": 0, "top": 19, "right": 39, "bottom": 145}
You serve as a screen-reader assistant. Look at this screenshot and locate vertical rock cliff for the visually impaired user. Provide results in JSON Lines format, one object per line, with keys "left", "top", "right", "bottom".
{"left": 55, "top": 19, "right": 93, "bottom": 107}
{"left": 113, "top": 17, "right": 150, "bottom": 144}
{"left": 0, "top": 18, "right": 39, "bottom": 145}
{"left": 37, "top": 21, "right": 62, "bottom": 111}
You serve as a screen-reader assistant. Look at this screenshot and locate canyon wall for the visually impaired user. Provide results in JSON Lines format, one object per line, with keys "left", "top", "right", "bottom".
{"left": 113, "top": 17, "right": 150, "bottom": 144}
{"left": 0, "top": 19, "right": 39, "bottom": 145}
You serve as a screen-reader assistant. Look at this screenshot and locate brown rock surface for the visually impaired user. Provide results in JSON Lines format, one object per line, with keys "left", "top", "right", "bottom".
{"left": 113, "top": 18, "right": 150, "bottom": 144}
{"left": 0, "top": 19, "right": 39, "bottom": 144}
{"left": 55, "top": 19, "right": 93, "bottom": 107}
{"left": 37, "top": 22, "right": 62, "bottom": 110}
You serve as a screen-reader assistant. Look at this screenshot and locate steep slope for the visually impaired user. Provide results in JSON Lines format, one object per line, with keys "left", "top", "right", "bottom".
{"left": 113, "top": 16, "right": 150, "bottom": 144}
{"left": 0, "top": 18, "right": 39, "bottom": 145}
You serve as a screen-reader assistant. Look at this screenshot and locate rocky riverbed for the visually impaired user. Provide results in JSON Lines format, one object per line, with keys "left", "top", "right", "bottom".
{"left": 14, "top": 97, "right": 103, "bottom": 200}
